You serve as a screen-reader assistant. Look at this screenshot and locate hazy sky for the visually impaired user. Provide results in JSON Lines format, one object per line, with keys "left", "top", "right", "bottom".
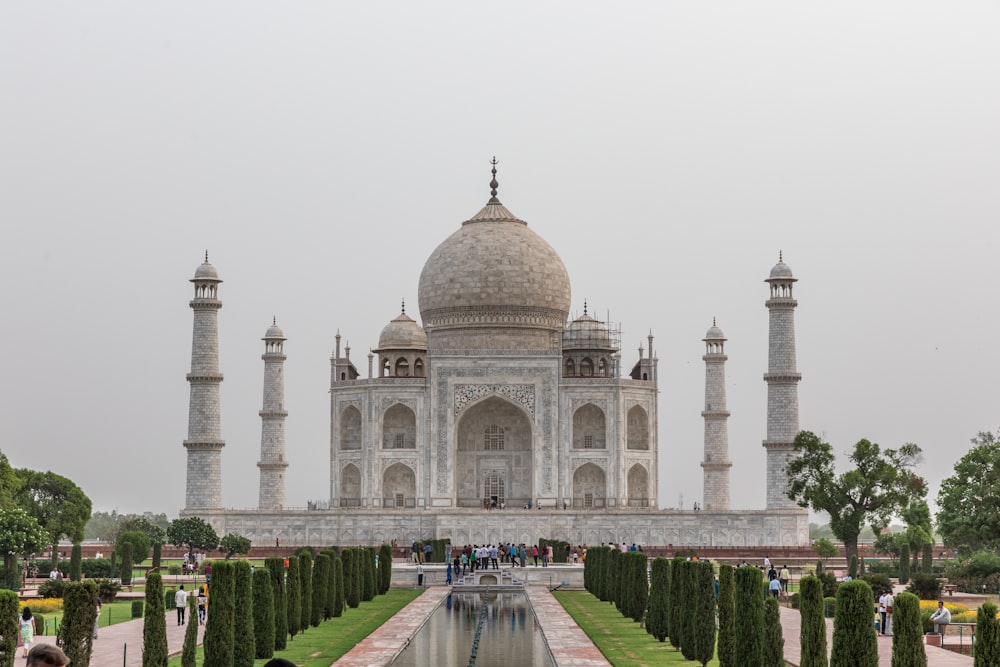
{"left": 2, "top": 2, "right": 998, "bottom": 520}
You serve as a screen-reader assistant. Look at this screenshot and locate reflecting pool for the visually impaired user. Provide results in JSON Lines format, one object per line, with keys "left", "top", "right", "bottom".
{"left": 391, "top": 591, "right": 554, "bottom": 666}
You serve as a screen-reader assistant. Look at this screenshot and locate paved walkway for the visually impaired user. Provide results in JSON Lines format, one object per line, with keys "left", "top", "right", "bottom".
{"left": 35, "top": 610, "right": 204, "bottom": 667}
{"left": 779, "top": 605, "right": 972, "bottom": 666}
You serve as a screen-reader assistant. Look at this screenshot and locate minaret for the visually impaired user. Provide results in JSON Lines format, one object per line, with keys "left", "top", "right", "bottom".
{"left": 763, "top": 252, "right": 802, "bottom": 509}
{"left": 701, "top": 319, "right": 732, "bottom": 510}
{"left": 184, "top": 253, "right": 225, "bottom": 510}
{"left": 258, "top": 318, "right": 288, "bottom": 510}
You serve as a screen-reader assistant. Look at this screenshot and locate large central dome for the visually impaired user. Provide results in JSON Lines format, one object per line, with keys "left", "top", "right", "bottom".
{"left": 418, "top": 173, "right": 571, "bottom": 350}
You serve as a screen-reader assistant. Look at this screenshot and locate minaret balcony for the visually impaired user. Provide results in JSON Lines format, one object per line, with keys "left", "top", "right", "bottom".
{"left": 258, "top": 410, "right": 288, "bottom": 418}
{"left": 762, "top": 372, "right": 801, "bottom": 382}
{"left": 189, "top": 299, "right": 223, "bottom": 309}
{"left": 700, "top": 460, "right": 733, "bottom": 469}
{"left": 701, "top": 410, "right": 731, "bottom": 418}
{"left": 257, "top": 461, "right": 289, "bottom": 470}
{"left": 187, "top": 373, "right": 224, "bottom": 383}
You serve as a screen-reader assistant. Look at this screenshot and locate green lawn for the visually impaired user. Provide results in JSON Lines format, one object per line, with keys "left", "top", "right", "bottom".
{"left": 553, "top": 591, "right": 719, "bottom": 667}
{"left": 30, "top": 600, "right": 138, "bottom": 636}
{"left": 166, "top": 589, "right": 422, "bottom": 667}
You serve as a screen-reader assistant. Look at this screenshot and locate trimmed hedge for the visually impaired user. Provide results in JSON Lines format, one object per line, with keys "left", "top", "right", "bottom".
{"left": 298, "top": 553, "right": 312, "bottom": 633}
{"left": 691, "top": 561, "right": 717, "bottom": 667}
{"left": 378, "top": 545, "right": 392, "bottom": 595}
{"left": 203, "top": 560, "right": 236, "bottom": 667}
{"left": 976, "top": 601, "right": 1000, "bottom": 667}
{"left": 264, "top": 558, "right": 287, "bottom": 650}
{"left": 799, "top": 576, "right": 828, "bottom": 667}
{"left": 70, "top": 543, "right": 82, "bottom": 582}
{"left": 645, "top": 557, "right": 670, "bottom": 642}
{"left": 667, "top": 557, "right": 684, "bottom": 651}
{"left": 311, "top": 554, "right": 329, "bottom": 627}
{"left": 233, "top": 561, "right": 255, "bottom": 667}
{"left": 182, "top": 595, "right": 198, "bottom": 667}
{"left": 763, "top": 596, "right": 785, "bottom": 667}
{"left": 253, "top": 568, "right": 275, "bottom": 659}
{"left": 0, "top": 590, "right": 19, "bottom": 663}
{"left": 830, "top": 580, "right": 877, "bottom": 667}
{"left": 734, "top": 566, "right": 764, "bottom": 666}
{"left": 142, "top": 573, "right": 167, "bottom": 667}
{"left": 57, "top": 581, "right": 98, "bottom": 667}
{"left": 286, "top": 555, "right": 301, "bottom": 638}
{"left": 890, "top": 591, "right": 925, "bottom": 667}
{"left": 717, "top": 564, "right": 735, "bottom": 667}
{"left": 132, "top": 600, "right": 144, "bottom": 618}
{"left": 333, "top": 557, "right": 345, "bottom": 617}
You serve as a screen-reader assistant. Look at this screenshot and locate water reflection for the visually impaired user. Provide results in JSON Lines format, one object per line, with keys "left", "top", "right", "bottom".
{"left": 391, "top": 591, "right": 553, "bottom": 667}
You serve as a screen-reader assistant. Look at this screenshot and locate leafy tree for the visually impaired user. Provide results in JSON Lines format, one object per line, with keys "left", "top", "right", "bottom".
{"left": 873, "top": 533, "right": 902, "bottom": 562}
{"left": 167, "top": 517, "right": 219, "bottom": 563}
{"left": 117, "top": 530, "right": 152, "bottom": 567}
{"left": 830, "top": 580, "right": 877, "bottom": 667}
{"left": 286, "top": 555, "right": 301, "bottom": 638}
{"left": 763, "top": 596, "right": 785, "bottom": 667}
{"left": 182, "top": 595, "right": 198, "bottom": 667}
{"left": 312, "top": 554, "right": 329, "bottom": 627}
{"left": 645, "top": 557, "right": 670, "bottom": 642}
{"left": 0, "top": 452, "right": 22, "bottom": 510}
{"left": 975, "top": 601, "right": 1000, "bottom": 667}
{"left": 667, "top": 557, "right": 684, "bottom": 651}
{"left": 0, "top": 589, "right": 19, "bottom": 667}
{"left": 890, "top": 591, "right": 925, "bottom": 667}
{"left": 735, "top": 566, "right": 764, "bottom": 665}
{"left": 298, "top": 553, "right": 312, "bottom": 632}
{"left": 264, "top": 558, "right": 287, "bottom": 650}
{"left": 800, "top": 575, "right": 828, "bottom": 667}
{"left": 717, "top": 564, "right": 735, "bottom": 667}
{"left": 57, "top": 581, "right": 98, "bottom": 667}
{"left": 333, "top": 557, "right": 345, "bottom": 617}
{"left": 70, "top": 543, "right": 82, "bottom": 582}
{"left": 203, "top": 560, "right": 235, "bottom": 667}
{"left": 937, "top": 431, "right": 1000, "bottom": 552}
{"left": 142, "top": 573, "right": 168, "bottom": 667}
{"left": 0, "top": 507, "right": 48, "bottom": 589}
{"left": 233, "top": 560, "right": 255, "bottom": 667}
{"left": 691, "top": 561, "right": 716, "bottom": 667}
{"left": 787, "top": 431, "right": 926, "bottom": 565}
{"left": 253, "top": 568, "right": 275, "bottom": 659}
{"left": 219, "top": 533, "right": 252, "bottom": 559}
{"left": 813, "top": 538, "right": 839, "bottom": 562}
{"left": 902, "top": 499, "right": 933, "bottom": 565}
{"left": 378, "top": 544, "right": 392, "bottom": 595}
{"left": 15, "top": 470, "right": 92, "bottom": 562}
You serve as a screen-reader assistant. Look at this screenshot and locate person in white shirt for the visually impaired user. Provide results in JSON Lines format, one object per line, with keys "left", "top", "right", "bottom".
{"left": 883, "top": 591, "right": 894, "bottom": 636}
{"left": 929, "top": 600, "right": 951, "bottom": 636}
{"left": 175, "top": 585, "right": 189, "bottom": 625}
{"left": 878, "top": 593, "right": 888, "bottom": 635}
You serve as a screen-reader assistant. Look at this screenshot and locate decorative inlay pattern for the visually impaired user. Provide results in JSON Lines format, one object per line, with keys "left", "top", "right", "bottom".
{"left": 454, "top": 384, "right": 535, "bottom": 417}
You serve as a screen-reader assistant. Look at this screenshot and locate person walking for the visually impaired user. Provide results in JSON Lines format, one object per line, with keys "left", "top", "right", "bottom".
{"left": 20, "top": 607, "right": 36, "bottom": 659}
{"left": 175, "top": 584, "right": 189, "bottom": 625}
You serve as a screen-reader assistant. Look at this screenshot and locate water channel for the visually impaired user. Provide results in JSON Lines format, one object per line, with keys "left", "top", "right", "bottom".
{"left": 391, "top": 590, "right": 555, "bottom": 666}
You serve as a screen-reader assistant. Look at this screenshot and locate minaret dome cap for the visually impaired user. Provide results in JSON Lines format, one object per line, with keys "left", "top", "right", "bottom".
{"left": 264, "top": 319, "right": 285, "bottom": 340}
{"left": 193, "top": 255, "right": 221, "bottom": 282}
{"left": 704, "top": 322, "right": 726, "bottom": 340}
{"left": 767, "top": 253, "right": 795, "bottom": 281}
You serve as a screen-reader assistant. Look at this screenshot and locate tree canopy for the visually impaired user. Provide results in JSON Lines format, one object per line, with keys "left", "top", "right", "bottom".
{"left": 116, "top": 530, "right": 152, "bottom": 566}
{"left": 219, "top": 533, "right": 252, "bottom": 559}
{"left": 787, "top": 431, "right": 926, "bottom": 564}
{"left": 937, "top": 431, "right": 1000, "bottom": 553}
{"left": 15, "top": 469, "right": 92, "bottom": 545}
{"left": 167, "top": 517, "right": 219, "bottom": 560}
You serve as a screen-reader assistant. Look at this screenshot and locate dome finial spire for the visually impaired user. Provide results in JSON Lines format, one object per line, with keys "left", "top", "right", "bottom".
{"left": 489, "top": 156, "right": 499, "bottom": 202}
{"left": 401, "top": 298, "right": 406, "bottom": 314}
{"left": 583, "top": 299, "right": 588, "bottom": 315}
{"left": 204, "top": 250, "right": 209, "bottom": 262}
{"left": 779, "top": 249, "right": 783, "bottom": 262}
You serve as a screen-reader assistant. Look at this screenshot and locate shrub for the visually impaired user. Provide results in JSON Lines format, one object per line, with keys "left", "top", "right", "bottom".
{"left": 286, "top": 555, "right": 301, "bottom": 638}
{"left": 252, "top": 569, "right": 275, "bottom": 659}
{"left": 203, "top": 560, "right": 235, "bottom": 667}
{"left": 861, "top": 573, "right": 893, "bottom": 596}
{"left": 800, "top": 576, "right": 828, "bottom": 667}
{"left": 34, "top": 612, "right": 45, "bottom": 636}
{"left": 95, "top": 578, "right": 121, "bottom": 601}
{"left": 791, "top": 592, "right": 801, "bottom": 609}
{"left": 890, "top": 591, "right": 925, "bottom": 667}
{"left": 311, "top": 554, "right": 329, "bottom": 627}
{"left": 824, "top": 597, "right": 837, "bottom": 618}
{"left": 167, "top": 564, "right": 182, "bottom": 576}
{"left": 264, "top": 558, "right": 287, "bottom": 650}
{"left": 142, "top": 573, "right": 167, "bottom": 667}
{"left": 80, "top": 558, "right": 116, "bottom": 579}
{"left": 57, "top": 581, "right": 98, "bottom": 667}
{"left": 717, "top": 564, "right": 735, "bottom": 667}
{"left": 818, "top": 571, "right": 839, "bottom": 598}
{"left": 0, "top": 590, "right": 19, "bottom": 661}
{"left": 645, "top": 557, "right": 670, "bottom": 642}
{"left": 899, "top": 544, "right": 910, "bottom": 585}
{"left": 976, "top": 601, "right": 1000, "bottom": 667}
{"left": 298, "top": 553, "right": 312, "bottom": 632}
{"left": 132, "top": 600, "right": 144, "bottom": 618}
{"left": 763, "top": 596, "right": 785, "bottom": 667}
{"left": 830, "top": 580, "right": 877, "bottom": 667}
{"left": 906, "top": 573, "right": 942, "bottom": 600}
{"left": 38, "top": 579, "right": 66, "bottom": 598}
{"left": 233, "top": 561, "right": 255, "bottom": 667}
{"left": 735, "top": 566, "right": 764, "bottom": 665}
{"left": 70, "top": 543, "right": 82, "bottom": 582}
{"left": 165, "top": 588, "right": 176, "bottom": 609}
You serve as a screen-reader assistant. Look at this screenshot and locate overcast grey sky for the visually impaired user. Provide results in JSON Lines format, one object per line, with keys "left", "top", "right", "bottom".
{"left": 2, "top": 2, "right": 998, "bottom": 519}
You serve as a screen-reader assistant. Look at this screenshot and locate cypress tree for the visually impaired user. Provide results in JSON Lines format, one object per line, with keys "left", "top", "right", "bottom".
{"left": 265, "top": 557, "right": 287, "bottom": 650}
{"left": 142, "top": 573, "right": 168, "bottom": 667}
{"left": 735, "top": 566, "right": 764, "bottom": 666}
{"left": 286, "top": 556, "right": 301, "bottom": 638}
{"left": 763, "top": 596, "right": 785, "bottom": 667}
{"left": 152, "top": 543, "right": 162, "bottom": 570}
{"left": 817, "top": 559, "right": 824, "bottom": 575}
{"left": 0, "top": 590, "right": 20, "bottom": 665}
{"left": 333, "top": 557, "right": 345, "bottom": 616}
{"left": 890, "top": 591, "right": 925, "bottom": 667}
{"left": 799, "top": 575, "right": 828, "bottom": 667}
{"left": 311, "top": 554, "right": 329, "bottom": 627}
{"left": 362, "top": 548, "right": 375, "bottom": 601}
{"left": 70, "top": 543, "right": 82, "bottom": 582}
{"left": 899, "top": 544, "right": 910, "bottom": 585}
{"left": 378, "top": 544, "right": 392, "bottom": 595}
{"left": 320, "top": 550, "right": 337, "bottom": 619}
{"left": 182, "top": 595, "right": 198, "bottom": 667}
{"left": 252, "top": 568, "right": 275, "bottom": 659}
{"left": 646, "top": 557, "right": 670, "bottom": 641}
{"left": 717, "top": 564, "right": 736, "bottom": 667}
{"left": 203, "top": 560, "right": 235, "bottom": 667}
{"left": 345, "top": 549, "right": 361, "bottom": 609}
{"left": 848, "top": 555, "right": 858, "bottom": 579}
{"left": 57, "top": 581, "right": 98, "bottom": 667}
{"left": 608, "top": 549, "right": 620, "bottom": 608}
{"left": 668, "top": 557, "right": 685, "bottom": 651}
{"left": 120, "top": 542, "right": 133, "bottom": 586}
{"left": 298, "top": 553, "right": 312, "bottom": 632}
{"left": 921, "top": 543, "right": 933, "bottom": 575}
{"left": 680, "top": 561, "right": 697, "bottom": 660}
{"left": 830, "top": 579, "right": 878, "bottom": 667}
{"left": 975, "top": 601, "right": 1000, "bottom": 667}
{"left": 233, "top": 561, "right": 255, "bottom": 667}
{"left": 692, "top": 561, "right": 717, "bottom": 667}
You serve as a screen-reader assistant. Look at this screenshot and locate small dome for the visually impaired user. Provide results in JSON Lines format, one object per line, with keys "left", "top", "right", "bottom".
{"left": 376, "top": 311, "right": 427, "bottom": 351}
{"left": 563, "top": 312, "right": 613, "bottom": 350}
{"left": 704, "top": 322, "right": 726, "bottom": 340}
{"left": 768, "top": 253, "right": 795, "bottom": 280}
{"left": 264, "top": 319, "right": 285, "bottom": 340}
{"left": 194, "top": 258, "right": 220, "bottom": 281}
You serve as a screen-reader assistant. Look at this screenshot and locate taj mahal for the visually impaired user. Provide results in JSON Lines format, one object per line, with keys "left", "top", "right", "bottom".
{"left": 181, "top": 163, "right": 809, "bottom": 548}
